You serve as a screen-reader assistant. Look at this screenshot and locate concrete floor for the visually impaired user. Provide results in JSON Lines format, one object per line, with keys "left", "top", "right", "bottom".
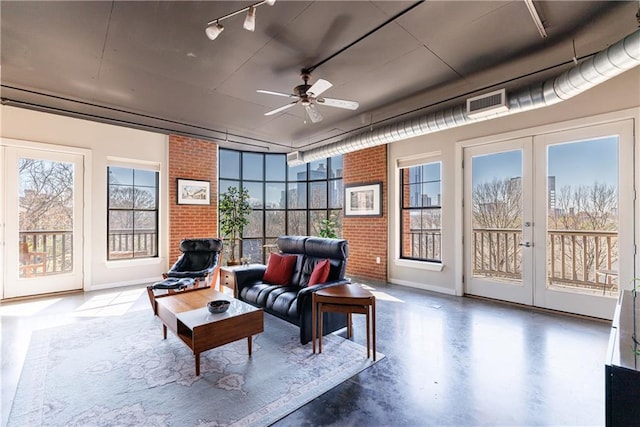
{"left": 1, "top": 282, "right": 610, "bottom": 426}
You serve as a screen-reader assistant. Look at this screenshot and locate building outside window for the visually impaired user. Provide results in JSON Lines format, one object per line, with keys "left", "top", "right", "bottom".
{"left": 107, "top": 166, "right": 159, "bottom": 260}
{"left": 219, "top": 149, "right": 342, "bottom": 263}
{"left": 400, "top": 161, "right": 442, "bottom": 262}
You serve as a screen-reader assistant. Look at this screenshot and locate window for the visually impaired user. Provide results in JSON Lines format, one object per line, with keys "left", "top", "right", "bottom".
{"left": 107, "top": 166, "right": 159, "bottom": 260}
{"left": 219, "top": 149, "right": 342, "bottom": 263}
{"left": 400, "top": 161, "right": 442, "bottom": 262}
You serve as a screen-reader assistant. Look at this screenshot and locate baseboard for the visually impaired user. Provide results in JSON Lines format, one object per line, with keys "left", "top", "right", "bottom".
{"left": 88, "top": 277, "right": 157, "bottom": 291}
{"left": 387, "top": 278, "right": 457, "bottom": 296}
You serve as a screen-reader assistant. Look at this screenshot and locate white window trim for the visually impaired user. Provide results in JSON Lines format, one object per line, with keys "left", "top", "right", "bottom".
{"left": 395, "top": 153, "right": 444, "bottom": 266}
{"left": 107, "top": 161, "right": 161, "bottom": 262}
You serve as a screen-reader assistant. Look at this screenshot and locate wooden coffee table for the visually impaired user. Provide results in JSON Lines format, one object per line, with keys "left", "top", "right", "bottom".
{"left": 152, "top": 287, "right": 263, "bottom": 375}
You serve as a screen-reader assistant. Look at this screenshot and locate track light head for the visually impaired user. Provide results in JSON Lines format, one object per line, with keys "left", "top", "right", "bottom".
{"left": 206, "top": 0, "right": 276, "bottom": 41}
{"left": 205, "top": 22, "right": 224, "bottom": 40}
{"left": 243, "top": 6, "right": 256, "bottom": 32}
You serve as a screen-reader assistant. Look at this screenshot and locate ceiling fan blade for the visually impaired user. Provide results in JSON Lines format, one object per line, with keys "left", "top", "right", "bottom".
{"left": 307, "top": 79, "right": 332, "bottom": 97}
{"left": 317, "top": 97, "right": 359, "bottom": 110}
{"left": 264, "top": 101, "right": 298, "bottom": 116}
{"left": 257, "top": 89, "right": 297, "bottom": 99}
{"left": 305, "top": 104, "right": 323, "bottom": 123}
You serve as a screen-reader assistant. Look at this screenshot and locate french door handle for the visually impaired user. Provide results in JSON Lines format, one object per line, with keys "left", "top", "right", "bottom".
{"left": 519, "top": 241, "right": 532, "bottom": 247}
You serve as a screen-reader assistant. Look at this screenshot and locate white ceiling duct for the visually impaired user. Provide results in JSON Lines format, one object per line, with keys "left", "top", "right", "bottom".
{"left": 294, "top": 28, "right": 640, "bottom": 164}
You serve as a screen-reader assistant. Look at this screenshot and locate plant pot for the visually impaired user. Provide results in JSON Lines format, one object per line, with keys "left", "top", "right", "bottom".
{"left": 227, "top": 259, "right": 241, "bottom": 267}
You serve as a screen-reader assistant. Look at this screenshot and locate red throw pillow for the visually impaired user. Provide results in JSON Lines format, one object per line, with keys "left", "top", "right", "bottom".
{"left": 263, "top": 253, "right": 297, "bottom": 286}
{"left": 307, "top": 259, "right": 331, "bottom": 287}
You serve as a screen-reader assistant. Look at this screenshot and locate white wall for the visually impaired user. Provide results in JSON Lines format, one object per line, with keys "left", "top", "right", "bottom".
{"left": 1, "top": 106, "right": 169, "bottom": 291}
{"left": 388, "top": 68, "right": 640, "bottom": 295}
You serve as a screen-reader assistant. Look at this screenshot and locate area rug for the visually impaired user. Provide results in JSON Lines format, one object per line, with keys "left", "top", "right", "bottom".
{"left": 8, "top": 309, "right": 384, "bottom": 427}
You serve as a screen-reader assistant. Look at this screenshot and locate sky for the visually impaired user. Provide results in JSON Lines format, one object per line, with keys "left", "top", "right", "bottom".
{"left": 472, "top": 136, "right": 619, "bottom": 189}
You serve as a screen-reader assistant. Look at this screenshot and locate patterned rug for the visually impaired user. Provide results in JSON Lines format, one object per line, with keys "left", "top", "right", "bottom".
{"left": 8, "top": 309, "right": 383, "bottom": 427}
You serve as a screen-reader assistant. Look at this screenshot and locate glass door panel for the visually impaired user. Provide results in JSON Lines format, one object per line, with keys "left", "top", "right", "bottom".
{"left": 533, "top": 120, "right": 632, "bottom": 319}
{"left": 464, "top": 137, "right": 534, "bottom": 305}
{"left": 546, "top": 137, "right": 619, "bottom": 297}
{"left": 4, "top": 147, "right": 84, "bottom": 298}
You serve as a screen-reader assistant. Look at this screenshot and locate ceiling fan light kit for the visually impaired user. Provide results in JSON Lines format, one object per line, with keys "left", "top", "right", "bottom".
{"left": 205, "top": 0, "right": 275, "bottom": 40}
{"left": 257, "top": 71, "right": 359, "bottom": 123}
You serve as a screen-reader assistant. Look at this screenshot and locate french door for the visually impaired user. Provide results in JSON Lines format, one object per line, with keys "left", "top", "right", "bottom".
{"left": 464, "top": 137, "right": 534, "bottom": 305}
{"left": 3, "top": 146, "right": 85, "bottom": 298}
{"left": 464, "top": 120, "right": 633, "bottom": 319}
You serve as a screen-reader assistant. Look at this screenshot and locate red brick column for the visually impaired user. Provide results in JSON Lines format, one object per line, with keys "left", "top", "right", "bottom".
{"left": 168, "top": 135, "right": 218, "bottom": 263}
{"left": 343, "top": 145, "right": 388, "bottom": 282}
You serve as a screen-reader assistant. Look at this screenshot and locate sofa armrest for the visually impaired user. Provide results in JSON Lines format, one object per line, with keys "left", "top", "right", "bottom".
{"left": 234, "top": 265, "right": 267, "bottom": 296}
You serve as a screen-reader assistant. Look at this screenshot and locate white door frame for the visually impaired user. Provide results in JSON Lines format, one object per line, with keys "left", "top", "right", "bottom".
{"left": 1, "top": 138, "right": 92, "bottom": 300}
{"left": 455, "top": 109, "right": 638, "bottom": 319}
{"left": 463, "top": 137, "right": 534, "bottom": 305}
{"left": 531, "top": 120, "right": 634, "bottom": 319}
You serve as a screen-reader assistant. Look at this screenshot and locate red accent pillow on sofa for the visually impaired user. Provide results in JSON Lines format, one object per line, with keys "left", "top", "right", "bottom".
{"left": 263, "top": 253, "right": 297, "bottom": 286}
{"left": 307, "top": 259, "right": 331, "bottom": 287}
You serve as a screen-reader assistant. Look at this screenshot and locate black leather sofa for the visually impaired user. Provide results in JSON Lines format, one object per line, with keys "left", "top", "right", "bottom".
{"left": 234, "top": 236, "right": 350, "bottom": 344}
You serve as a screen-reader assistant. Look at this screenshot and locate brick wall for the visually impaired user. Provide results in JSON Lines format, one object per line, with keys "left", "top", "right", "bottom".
{"left": 168, "top": 135, "right": 218, "bottom": 263}
{"left": 343, "top": 145, "right": 388, "bottom": 282}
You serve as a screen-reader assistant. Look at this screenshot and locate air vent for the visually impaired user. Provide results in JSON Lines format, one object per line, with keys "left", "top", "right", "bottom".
{"left": 466, "top": 89, "right": 508, "bottom": 118}
{"left": 287, "top": 151, "right": 304, "bottom": 166}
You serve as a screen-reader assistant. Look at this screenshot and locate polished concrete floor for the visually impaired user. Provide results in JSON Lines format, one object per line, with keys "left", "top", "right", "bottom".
{"left": 1, "top": 281, "right": 610, "bottom": 426}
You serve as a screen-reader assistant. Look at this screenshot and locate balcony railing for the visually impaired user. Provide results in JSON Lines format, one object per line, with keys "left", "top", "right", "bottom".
{"left": 108, "top": 228, "right": 158, "bottom": 260}
{"left": 19, "top": 229, "right": 158, "bottom": 277}
{"left": 19, "top": 230, "right": 73, "bottom": 277}
{"left": 406, "top": 228, "right": 441, "bottom": 261}
{"left": 472, "top": 228, "right": 618, "bottom": 294}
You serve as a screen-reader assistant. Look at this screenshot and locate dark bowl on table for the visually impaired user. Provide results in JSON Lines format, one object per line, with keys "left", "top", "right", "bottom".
{"left": 207, "top": 300, "right": 230, "bottom": 314}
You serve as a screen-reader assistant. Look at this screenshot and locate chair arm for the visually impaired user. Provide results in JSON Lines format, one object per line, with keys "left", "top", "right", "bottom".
{"left": 234, "top": 265, "right": 267, "bottom": 295}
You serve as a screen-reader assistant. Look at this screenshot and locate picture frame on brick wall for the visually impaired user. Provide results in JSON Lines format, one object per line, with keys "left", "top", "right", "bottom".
{"left": 344, "top": 182, "right": 382, "bottom": 217}
{"left": 177, "top": 178, "right": 210, "bottom": 205}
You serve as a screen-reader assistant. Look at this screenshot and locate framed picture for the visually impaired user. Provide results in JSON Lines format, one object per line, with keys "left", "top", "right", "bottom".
{"left": 177, "top": 178, "right": 211, "bottom": 205}
{"left": 344, "top": 182, "right": 382, "bottom": 217}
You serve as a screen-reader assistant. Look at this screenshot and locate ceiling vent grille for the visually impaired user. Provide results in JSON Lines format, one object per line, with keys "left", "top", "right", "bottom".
{"left": 466, "top": 88, "right": 508, "bottom": 118}
{"left": 287, "top": 151, "right": 304, "bottom": 165}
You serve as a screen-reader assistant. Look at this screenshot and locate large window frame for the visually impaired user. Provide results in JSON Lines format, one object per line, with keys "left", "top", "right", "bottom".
{"left": 107, "top": 165, "right": 159, "bottom": 261}
{"left": 400, "top": 161, "right": 442, "bottom": 263}
{"left": 219, "top": 149, "right": 343, "bottom": 263}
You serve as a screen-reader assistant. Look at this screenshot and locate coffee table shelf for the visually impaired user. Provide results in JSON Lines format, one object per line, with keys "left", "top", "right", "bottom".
{"left": 153, "top": 288, "right": 263, "bottom": 375}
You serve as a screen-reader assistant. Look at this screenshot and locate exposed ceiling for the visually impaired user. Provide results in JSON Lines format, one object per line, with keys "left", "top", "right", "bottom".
{"left": 2, "top": 1, "right": 638, "bottom": 154}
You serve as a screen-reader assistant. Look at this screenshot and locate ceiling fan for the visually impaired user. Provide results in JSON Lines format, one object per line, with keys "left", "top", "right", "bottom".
{"left": 257, "top": 69, "right": 359, "bottom": 123}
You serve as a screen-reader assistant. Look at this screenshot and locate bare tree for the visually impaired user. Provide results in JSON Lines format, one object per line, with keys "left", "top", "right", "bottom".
{"left": 472, "top": 177, "right": 521, "bottom": 229}
{"left": 471, "top": 177, "right": 522, "bottom": 279}
{"left": 19, "top": 159, "right": 74, "bottom": 231}
{"left": 548, "top": 182, "right": 618, "bottom": 285}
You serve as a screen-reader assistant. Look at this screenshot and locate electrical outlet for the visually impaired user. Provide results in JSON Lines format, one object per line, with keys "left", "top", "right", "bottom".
{"left": 376, "top": 256, "right": 381, "bottom": 264}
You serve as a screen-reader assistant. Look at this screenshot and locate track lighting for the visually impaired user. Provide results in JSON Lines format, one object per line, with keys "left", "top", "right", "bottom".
{"left": 205, "top": 0, "right": 275, "bottom": 41}
{"left": 243, "top": 6, "right": 256, "bottom": 32}
{"left": 205, "top": 22, "right": 224, "bottom": 41}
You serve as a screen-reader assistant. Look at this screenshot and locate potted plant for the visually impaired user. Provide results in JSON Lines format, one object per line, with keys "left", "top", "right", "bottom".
{"left": 219, "top": 186, "right": 251, "bottom": 265}
{"left": 318, "top": 214, "right": 338, "bottom": 238}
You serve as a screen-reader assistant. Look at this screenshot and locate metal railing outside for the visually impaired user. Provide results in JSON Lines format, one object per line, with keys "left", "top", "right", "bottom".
{"left": 472, "top": 228, "right": 618, "bottom": 293}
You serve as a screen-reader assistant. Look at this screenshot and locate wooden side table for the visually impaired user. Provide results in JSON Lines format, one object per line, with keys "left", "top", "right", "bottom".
{"left": 220, "top": 264, "right": 262, "bottom": 297}
{"left": 312, "top": 284, "right": 376, "bottom": 360}
{"left": 220, "top": 266, "right": 238, "bottom": 296}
